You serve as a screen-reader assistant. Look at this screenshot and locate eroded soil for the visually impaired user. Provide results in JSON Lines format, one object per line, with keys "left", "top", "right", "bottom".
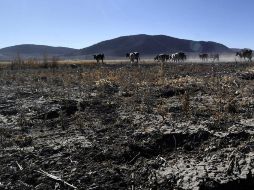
{"left": 0, "top": 62, "right": 254, "bottom": 190}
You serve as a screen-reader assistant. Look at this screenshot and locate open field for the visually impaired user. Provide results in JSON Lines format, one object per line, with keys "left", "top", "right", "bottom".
{"left": 0, "top": 61, "right": 254, "bottom": 189}
{"left": 0, "top": 54, "right": 240, "bottom": 66}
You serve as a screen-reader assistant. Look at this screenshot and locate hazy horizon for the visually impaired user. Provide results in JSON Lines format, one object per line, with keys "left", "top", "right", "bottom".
{"left": 1, "top": 0, "right": 254, "bottom": 49}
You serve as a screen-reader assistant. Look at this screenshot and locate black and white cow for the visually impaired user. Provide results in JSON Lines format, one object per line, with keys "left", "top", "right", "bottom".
{"left": 154, "top": 54, "right": 170, "bottom": 62}
{"left": 199, "top": 53, "right": 209, "bottom": 61}
{"left": 236, "top": 49, "right": 252, "bottom": 61}
{"left": 170, "top": 52, "right": 187, "bottom": 62}
{"left": 93, "top": 54, "right": 105, "bottom": 64}
{"left": 126, "top": 52, "right": 140, "bottom": 63}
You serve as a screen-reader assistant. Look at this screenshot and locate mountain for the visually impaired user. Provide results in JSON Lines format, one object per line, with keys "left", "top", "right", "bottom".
{"left": 0, "top": 35, "right": 235, "bottom": 60}
{"left": 78, "top": 34, "right": 233, "bottom": 57}
{"left": 0, "top": 44, "right": 77, "bottom": 60}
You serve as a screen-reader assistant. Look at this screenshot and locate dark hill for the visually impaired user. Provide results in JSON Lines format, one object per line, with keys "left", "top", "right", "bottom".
{"left": 0, "top": 35, "right": 234, "bottom": 60}
{"left": 78, "top": 34, "right": 233, "bottom": 57}
{"left": 0, "top": 44, "right": 77, "bottom": 59}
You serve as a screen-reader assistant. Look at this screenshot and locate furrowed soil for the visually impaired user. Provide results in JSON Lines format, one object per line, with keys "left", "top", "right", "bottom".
{"left": 0, "top": 61, "right": 254, "bottom": 190}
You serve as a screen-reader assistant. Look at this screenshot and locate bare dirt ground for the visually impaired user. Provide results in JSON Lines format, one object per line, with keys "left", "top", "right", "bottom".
{"left": 0, "top": 61, "right": 254, "bottom": 190}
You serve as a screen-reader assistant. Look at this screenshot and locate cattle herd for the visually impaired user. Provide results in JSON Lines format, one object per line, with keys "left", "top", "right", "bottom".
{"left": 93, "top": 49, "right": 252, "bottom": 63}
{"left": 236, "top": 49, "right": 252, "bottom": 61}
{"left": 154, "top": 52, "right": 186, "bottom": 62}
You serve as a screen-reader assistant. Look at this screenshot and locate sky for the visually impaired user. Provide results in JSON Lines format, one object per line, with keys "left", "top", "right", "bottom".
{"left": 0, "top": 0, "right": 254, "bottom": 49}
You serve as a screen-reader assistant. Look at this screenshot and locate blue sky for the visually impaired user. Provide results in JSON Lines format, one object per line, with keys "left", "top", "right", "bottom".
{"left": 0, "top": 0, "right": 253, "bottom": 49}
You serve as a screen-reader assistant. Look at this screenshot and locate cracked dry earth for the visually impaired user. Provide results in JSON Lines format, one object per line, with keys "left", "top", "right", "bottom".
{"left": 0, "top": 62, "right": 254, "bottom": 190}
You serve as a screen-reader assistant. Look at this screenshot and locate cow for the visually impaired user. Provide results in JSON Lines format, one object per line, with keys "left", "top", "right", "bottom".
{"left": 199, "top": 53, "right": 209, "bottom": 61}
{"left": 126, "top": 52, "right": 140, "bottom": 63}
{"left": 154, "top": 54, "right": 170, "bottom": 62}
{"left": 93, "top": 54, "right": 105, "bottom": 64}
{"left": 170, "top": 52, "right": 187, "bottom": 62}
{"left": 70, "top": 64, "right": 78, "bottom": 69}
{"left": 236, "top": 49, "right": 252, "bottom": 61}
{"left": 210, "top": 54, "right": 220, "bottom": 62}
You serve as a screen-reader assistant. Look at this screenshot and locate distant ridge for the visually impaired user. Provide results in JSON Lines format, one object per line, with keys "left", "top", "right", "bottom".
{"left": 77, "top": 34, "right": 233, "bottom": 57}
{"left": 0, "top": 34, "right": 236, "bottom": 60}
{"left": 0, "top": 44, "right": 77, "bottom": 60}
